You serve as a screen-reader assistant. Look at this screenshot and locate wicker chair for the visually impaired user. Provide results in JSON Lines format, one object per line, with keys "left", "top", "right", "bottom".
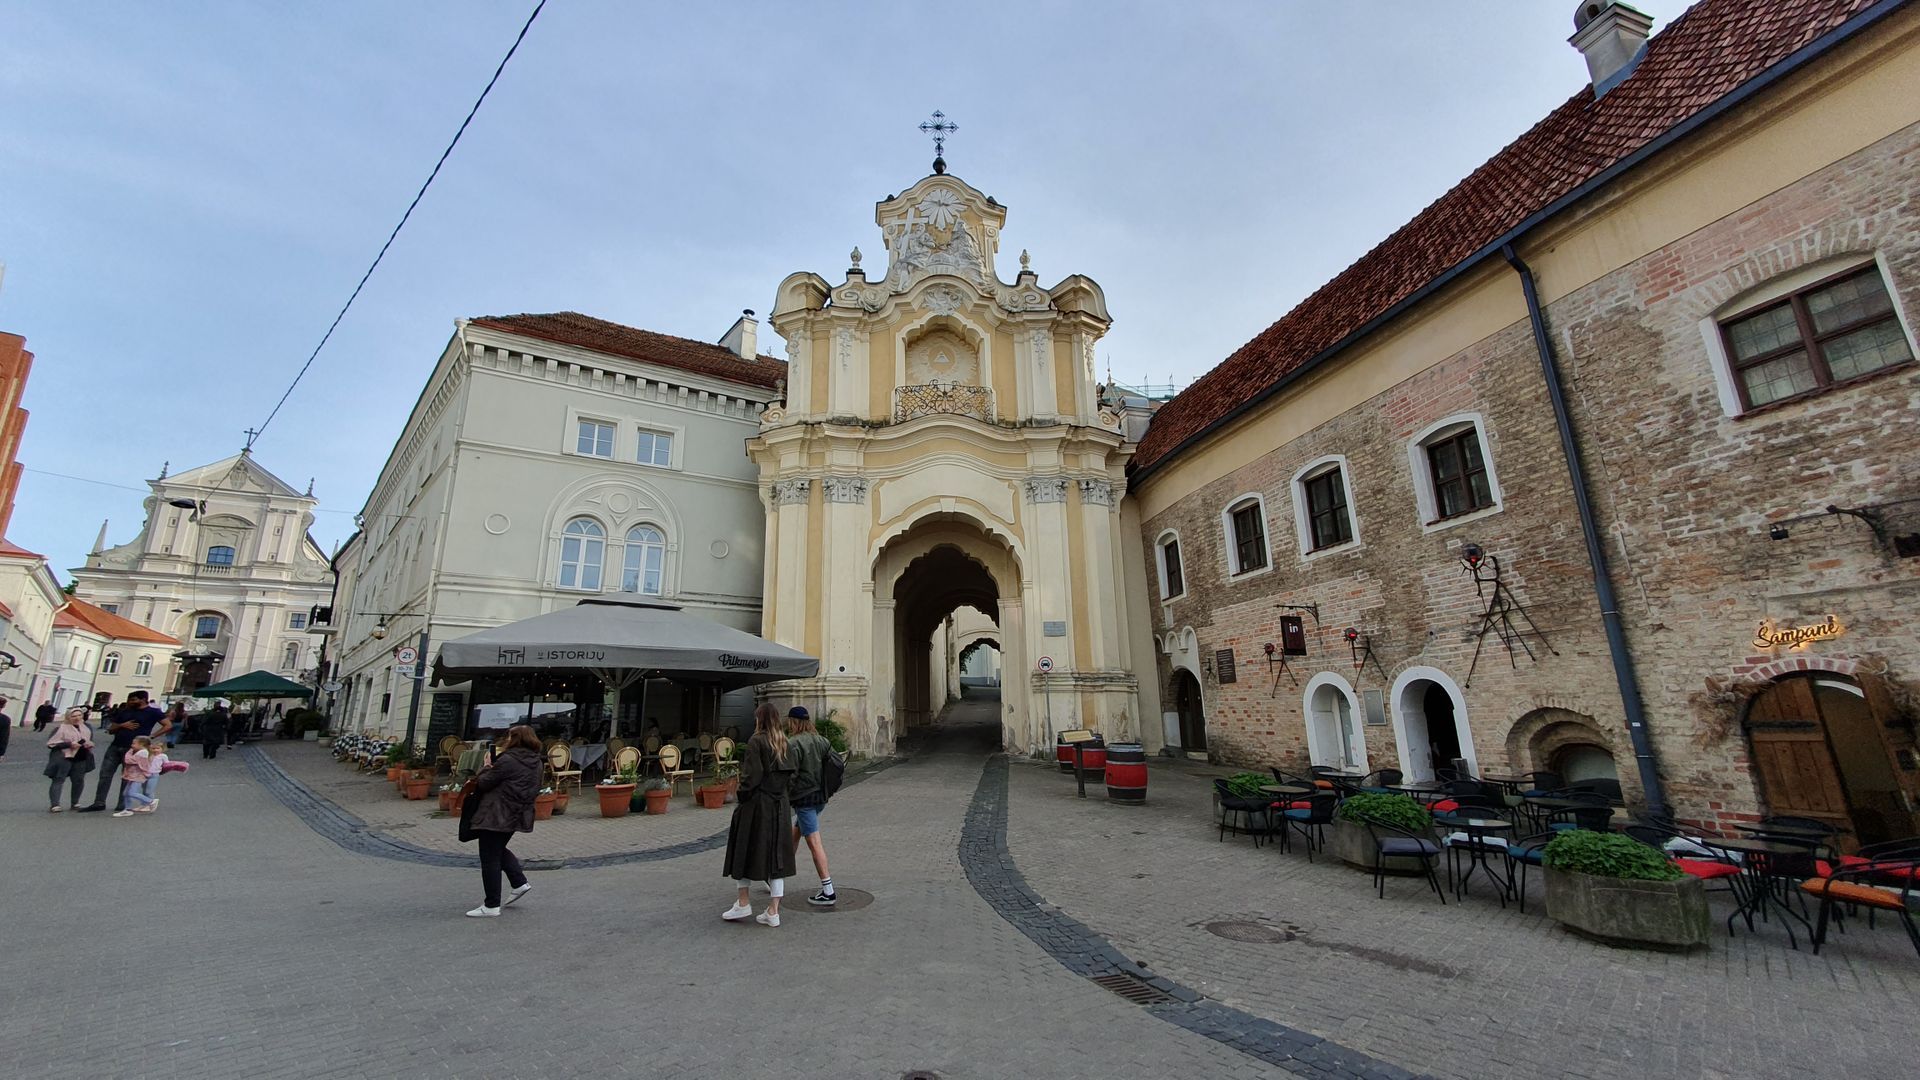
{"left": 545, "top": 742, "right": 582, "bottom": 795}
{"left": 610, "top": 745, "right": 642, "bottom": 778}
{"left": 658, "top": 743, "right": 695, "bottom": 796}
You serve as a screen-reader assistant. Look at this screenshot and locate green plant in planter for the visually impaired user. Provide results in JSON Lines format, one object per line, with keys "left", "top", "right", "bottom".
{"left": 642, "top": 776, "right": 669, "bottom": 792}
{"left": 1221, "top": 772, "right": 1270, "bottom": 798}
{"left": 1543, "top": 829, "right": 1683, "bottom": 881}
{"left": 385, "top": 743, "right": 408, "bottom": 766}
{"left": 1335, "top": 792, "right": 1432, "bottom": 832}
{"left": 817, "top": 712, "right": 850, "bottom": 755}
{"left": 711, "top": 748, "right": 740, "bottom": 784}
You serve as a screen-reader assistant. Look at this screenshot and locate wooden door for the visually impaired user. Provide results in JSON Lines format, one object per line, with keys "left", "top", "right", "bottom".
{"left": 1861, "top": 675, "right": 1920, "bottom": 841}
{"left": 1174, "top": 671, "right": 1207, "bottom": 751}
{"left": 1744, "top": 678, "right": 1852, "bottom": 834}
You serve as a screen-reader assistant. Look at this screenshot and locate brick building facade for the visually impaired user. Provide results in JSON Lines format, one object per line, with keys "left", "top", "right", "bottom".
{"left": 1124, "top": 0, "right": 1920, "bottom": 842}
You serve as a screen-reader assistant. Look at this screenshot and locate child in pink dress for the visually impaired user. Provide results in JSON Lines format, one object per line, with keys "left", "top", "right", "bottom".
{"left": 114, "top": 737, "right": 156, "bottom": 817}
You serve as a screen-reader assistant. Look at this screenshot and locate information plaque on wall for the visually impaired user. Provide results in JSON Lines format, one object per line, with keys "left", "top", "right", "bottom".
{"left": 1215, "top": 648, "right": 1237, "bottom": 684}
{"left": 1279, "top": 615, "right": 1307, "bottom": 656}
{"left": 1043, "top": 620, "right": 1067, "bottom": 637}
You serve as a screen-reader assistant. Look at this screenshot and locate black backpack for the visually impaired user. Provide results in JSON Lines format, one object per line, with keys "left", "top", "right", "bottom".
{"left": 820, "top": 744, "right": 846, "bottom": 801}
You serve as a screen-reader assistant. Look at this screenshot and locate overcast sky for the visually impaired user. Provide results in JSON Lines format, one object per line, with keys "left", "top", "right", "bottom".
{"left": 0, "top": 0, "right": 1692, "bottom": 578}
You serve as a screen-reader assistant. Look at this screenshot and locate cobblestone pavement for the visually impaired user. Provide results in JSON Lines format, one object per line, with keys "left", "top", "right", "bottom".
{"left": 0, "top": 713, "right": 1302, "bottom": 1080}
{"left": 1005, "top": 752, "right": 1920, "bottom": 1080}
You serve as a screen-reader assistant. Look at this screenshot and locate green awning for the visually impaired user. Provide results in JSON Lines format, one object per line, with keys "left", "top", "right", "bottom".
{"left": 190, "top": 669, "right": 314, "bottom": 699}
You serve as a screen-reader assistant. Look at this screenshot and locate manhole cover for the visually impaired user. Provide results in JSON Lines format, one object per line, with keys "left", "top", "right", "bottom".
{"left": 776, "top": 887, "right": 874, "bottom": 913}
{"left": 1204, "top": 919, "right": 1298, "bottom": 943}
{"left": 902, "top": 1072, "right": 940, "bottom": 1080}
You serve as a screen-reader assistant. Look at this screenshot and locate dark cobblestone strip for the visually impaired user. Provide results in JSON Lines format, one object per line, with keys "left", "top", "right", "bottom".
{"left": 241, "top": 745, "right": 901, "bottom": 871}
{"left": 959, "top": 754, "right": 1431, "bottom": 1080}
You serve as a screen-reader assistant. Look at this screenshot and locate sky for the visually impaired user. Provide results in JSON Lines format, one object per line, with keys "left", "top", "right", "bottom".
{"left": 0, "top": 0, "right": 1693, "bottom": 579}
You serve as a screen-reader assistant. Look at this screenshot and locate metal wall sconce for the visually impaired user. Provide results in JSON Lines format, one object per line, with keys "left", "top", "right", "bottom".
{"left": 1768, "top": 523, "right": 1790, "bottom": 541}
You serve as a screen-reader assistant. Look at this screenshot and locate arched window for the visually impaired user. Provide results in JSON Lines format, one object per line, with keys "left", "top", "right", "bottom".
{"left": 622, "top": 525, "right": 666, "bottom": 595}
{"left": 135, "top": 655, "right": 153, "bottom": 676}
{"left": 282, "top": 642, "right": 303, "bottom": 670}
{"left": 101, "top": 652, "right": 121, "bottom": 675}
{"left": 558, "top": 518, "right": 605, "bottom": 591}
{"left": 205, "top": 546, "right": 236, "bottom": 567}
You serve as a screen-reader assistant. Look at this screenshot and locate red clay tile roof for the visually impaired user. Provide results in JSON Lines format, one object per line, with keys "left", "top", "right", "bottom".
{"left": 1131, "top": 0, "right": 1888, "bottom": 476}
{"left": 0, "top": 537, "right": 44, "bottom": 560}
{"left": 469, "top": 312, "right": 786, "bottom": 391}
{"left": 55, "top": 598, "right": 181, "bottom": 645}
{"left": 0, "top": 598, "right": 12, "bottom": 619}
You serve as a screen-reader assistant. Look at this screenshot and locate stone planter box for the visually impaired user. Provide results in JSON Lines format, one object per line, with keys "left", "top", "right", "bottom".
{"left": 1543, "top": 867, "right": 1710, "bottom": 950}
{"left": 1329, "top": 817, "right": 1429, "bottom": 875}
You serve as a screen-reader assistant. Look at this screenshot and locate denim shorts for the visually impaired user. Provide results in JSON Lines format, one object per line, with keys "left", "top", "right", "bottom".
{"left": 794, "top": 804, "right": 823, "bottom": 837}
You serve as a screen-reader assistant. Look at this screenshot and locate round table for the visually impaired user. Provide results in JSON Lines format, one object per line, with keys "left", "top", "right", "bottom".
{"left": 1434, "top": 814, "right": 1515, "bottom": 904}
{"left": 1701, "top": 836, "right": 1818, "bottom": 948}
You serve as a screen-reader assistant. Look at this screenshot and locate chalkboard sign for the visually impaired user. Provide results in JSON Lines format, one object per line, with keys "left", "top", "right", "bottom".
{"left": 1215, "top": 648, "right": 1237, "bottom": 684}
{"left": 425, "top": 692, "right": 467, "bottom": 749}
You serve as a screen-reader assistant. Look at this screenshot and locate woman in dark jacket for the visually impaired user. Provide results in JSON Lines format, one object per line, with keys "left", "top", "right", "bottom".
{"left": 465, "top": 724, "right": 542, "bottom": 918}
{"left": 199, "top": 703, "right": 229, "bottom": 759}
{"left": 721, "top": 704, "right": 796, "bottom": 927}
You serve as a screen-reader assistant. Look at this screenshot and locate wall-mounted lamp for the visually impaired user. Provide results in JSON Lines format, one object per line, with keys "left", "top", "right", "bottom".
{"left": 1343, "top": 627, "right": 1359, "bottom": 642}
{"left": 1768, "top": 523, "right": 1791, "bottom": 541}
{"left": 1262, "top": 642, "right": 1276, "bottom": 657}
{"left": 371, "top": 620, "right": 388, "bottom": 641}
{"left": 1459, "top": 542, "right": 1486, "bottom": 569}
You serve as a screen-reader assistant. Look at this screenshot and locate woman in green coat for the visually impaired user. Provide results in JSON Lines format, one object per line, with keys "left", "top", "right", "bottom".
{"left": 721, "top": 704, "right": 795, "bottom": 927}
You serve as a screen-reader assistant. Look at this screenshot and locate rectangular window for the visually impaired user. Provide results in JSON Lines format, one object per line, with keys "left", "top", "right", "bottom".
{"left": 1304, "top": 468, "right": 1353, "bottom": 550}
{"left": 1161, "top": 538, "right": 1184, "bottom": 598}
{"left": 1428, "top": 430, "right": 1492, "bottom": 520}
{"left": 205, "top": 546, "right": 236, "bottom": 567}
{"left": 576, "top": 419, "right": 614, "bottom": 458}
{"left": 288, "top": 612, "right": 308, "bottom": 630}
{"left": 1722, "top": 266, "right": 1913, "bottom": 409}
{"left": 1230, "top": 503, "right": 1267, "bottom": 574}
{"left": 635, "top": 430, "right": 673, "bottom": 467}
{"left": 100, "top": 604, "right": 119, "bottom": 615}
{"left": 193, "top": 616, "right": 221, "bottom": 640}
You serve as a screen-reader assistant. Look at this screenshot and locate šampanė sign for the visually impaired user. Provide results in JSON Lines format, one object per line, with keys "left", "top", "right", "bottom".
{"left": 1753, "top": 614, "right": 1845, "bottom": 650}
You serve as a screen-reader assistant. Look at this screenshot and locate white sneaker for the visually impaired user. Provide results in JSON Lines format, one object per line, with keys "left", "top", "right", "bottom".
{"left": 48, "top": 805, "right": 61, "bottom": 813}
{"left": 755, "top": 909, "right": 781, "bottom": 928}
{"left": 465, "top": 905, "right": 500, "bottom": 918}
{"left": 505, "top": 883, "right": 533, "bottom": 907}
{"left": 721, "top": 901, "right": 753, "bottom": 921}
{"left": 112, "top": 810, "right": 134, "bottom": 818}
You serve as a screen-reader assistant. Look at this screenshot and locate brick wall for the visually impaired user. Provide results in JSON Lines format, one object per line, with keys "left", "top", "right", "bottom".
{"left": 1136, "top": 121, "right": 1920, "bottom": 834}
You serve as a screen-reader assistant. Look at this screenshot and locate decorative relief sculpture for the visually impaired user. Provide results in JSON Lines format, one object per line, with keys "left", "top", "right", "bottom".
{"left": 884, "top": 189, "right": 987, "bottom": 291}
{"left": 996, "top": 288, "right": 1048, "bottom": 313}
{"left": 835, "top": 328, "right": 854, "bottom": 372}
{"left": 894, "top": 384, "right": 994, "bottom": 423}
{"left": 905, "top": 328, "right": 978, "bottom": 386}
{"left": 1023, "top": 476, "right": 1069, "bottom": 504}
{"left": 770, "top": 478, "right": 812, "bottom": 506}
{"left": 1079, "top": 479, "right": 1116, "bottom": 507}
{"left": 1030, "top": 329, "right": 1051, "bottom": 367}
{"left": 822, "top": 476, "right": 870, "bottom": 504}
{"left": 918, "top": 284, "right": 968, "bottom": 316}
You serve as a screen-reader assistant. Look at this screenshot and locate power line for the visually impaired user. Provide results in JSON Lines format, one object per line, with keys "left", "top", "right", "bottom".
{"left": 249, "top": 0, "right": 548, "bottom": 448}
{"left": 23, "top": 466, "right": 357, "bottom": 515}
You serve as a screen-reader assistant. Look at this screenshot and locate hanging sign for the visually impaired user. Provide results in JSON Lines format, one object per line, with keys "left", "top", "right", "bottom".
{"left": 1753, "top": 614, "right": 1844, "bottom": 650}
{"left": 1279, "top": 616, "right": 1307, "bottom": 656}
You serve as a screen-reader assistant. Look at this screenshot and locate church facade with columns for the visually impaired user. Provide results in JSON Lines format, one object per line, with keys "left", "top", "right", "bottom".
{"left": 750, "top": 166, "right": 1161, "bottom": 756}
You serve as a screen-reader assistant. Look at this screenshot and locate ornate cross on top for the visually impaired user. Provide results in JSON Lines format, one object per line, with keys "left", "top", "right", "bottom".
{"left": 242, "top": 427, "right": 261, "bottom": 451}
{"left": 920, "top": 109, "right": 958, "bottom": 174}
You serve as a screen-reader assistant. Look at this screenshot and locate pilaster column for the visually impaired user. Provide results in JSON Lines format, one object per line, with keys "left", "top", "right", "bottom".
{"left": 769, "top": 479, "right": 811, "bottom": 649}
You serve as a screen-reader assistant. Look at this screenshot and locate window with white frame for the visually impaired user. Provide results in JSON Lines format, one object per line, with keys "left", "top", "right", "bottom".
{"left": 575, "top": 419, "right": 614, "bottom": 459}
{"left": 135, "top": 655, "right": 153, "bottom": 676}
{"left": 1293, "top": 459, "right": 1356, "bottom": 553}
{"left": 1157, "top": 532, "right": 1186, "bottom": 600}
{"left": 1718, "top": 264, "right": 1914, "bottom": 410}
{"left": 1222, "top": 496, "right": 1270, "bottom": 576}
{"left": 193, "top": 615, "right": 222, "bottom": 640}
{"left": 558, "top": 518, "right": 605, "bottom": 591}
{"left": 288, "top": 611, "right": 308, "bottom": 630}
{"left": 102, "top": 652, "right": 121, "bottom": 675}
{"left": 1408, "top": 416, "right": 1502, "bottom": 526}
{"left": 635, "top": 429, "right": 674, "bottom": 468}
{"left": 282, "top": 641, "right": 302, "bottom": 669}
{"left": 622, "top": 525, "right": 666, "bottom": 595}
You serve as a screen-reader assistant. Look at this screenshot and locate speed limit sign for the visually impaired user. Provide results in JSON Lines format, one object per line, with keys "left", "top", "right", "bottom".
{"left": 395, "top": 645, "right": 419, "bottom": 666}
{"left": 1037, "top": 656, "right": 1054, "bottom": 673}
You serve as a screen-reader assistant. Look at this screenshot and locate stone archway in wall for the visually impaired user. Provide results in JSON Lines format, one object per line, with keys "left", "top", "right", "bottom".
{"left": 1303, "top": 672, "right": 1369, "bottom": 773}
{"left": 1506, "top": 706, "right": 1622, "bottom": 793}
{"left": 956, "top": 634, "right": 1001, "bottom": 688}
{"left": 1390, "top": 666, "right": 1477, "bottom": 783}
{"left": 873, "top": 514, "right": 1023, "bottom": 753}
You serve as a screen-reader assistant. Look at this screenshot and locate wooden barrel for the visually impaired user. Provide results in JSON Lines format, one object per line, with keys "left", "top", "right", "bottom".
{"left": 1074, "top": 743, "right": 1107, "bottom": 783}
{"left": 1056, "top": 736, "right": 1076, "bottom": 773}
{"left": 1105, "top": 743, "right": 1147, "bottom": 803}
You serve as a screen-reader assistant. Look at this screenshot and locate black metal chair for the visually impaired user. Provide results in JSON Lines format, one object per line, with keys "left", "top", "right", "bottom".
{"left": 1362, "top": 820, "right": 1446, "bottom": 903}
{"left": 1213, "top": 778, "right": 1273, "bottom": 848}
{"left": 1505, "top": 830, "right": 1556, "bottom": 913}
{"left": 1361, "top": 768, "right": 1404, "bottom": 789}
{"left": 1280, "top": 793, "right": 1339, "bottom": 861}
{"left": 1803, "top": 850, "right": 1920, "bottom": 958}
{"left": 1520, "top": 771, "right": 1564, "bottom": 796}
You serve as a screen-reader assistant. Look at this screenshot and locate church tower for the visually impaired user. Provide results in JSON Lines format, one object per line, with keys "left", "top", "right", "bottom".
{"left": 749, "top": 155, "right": 1144, "bottom": 755}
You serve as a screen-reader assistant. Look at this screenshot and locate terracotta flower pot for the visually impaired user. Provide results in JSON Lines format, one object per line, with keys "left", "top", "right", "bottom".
{"left": 552, "top": 792, "right": 570, "bottom": 815}
{"left": 597, "top": 783, "right": 636, "bottom": 818}
{"left": 696, "top": 785, "right": 727, "bottom": 809}
{"left": 404, "top": 778, "right": 432, "bottom": 800}
{"left": 387, "top": 765, "right": 406, "bottom": 783}
{"left": 438, "top": 790, "right": 455, "bottom": 812}
{"left": 533, "top": 791, "right": 558, "bottom": 821}
{"left": 449, "top": 790, "right": 466, "bottom": 814}
{"left": 644, "top": 788, "right": 672, "bottom": 815}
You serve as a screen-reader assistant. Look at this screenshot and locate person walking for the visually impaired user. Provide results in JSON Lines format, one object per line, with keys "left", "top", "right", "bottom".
{"left": 77, "top": 690, "right": 168, "bottom": 813}
{"left": 43, "top": 707, "right": 96, "bottom": 812}
{"left": 161, "top": 701, "right": 188, "bottom": 750}
{"left": 721, "top": 704, "right": 796, "bottom": 927}
{"left": 464, "top": 724, "right": 540, "bottom": 917}
{"left": 784, "top": 706, "right": 838, "bottom": 907}
{"left": 34, "top": 700, "right": 57, "bottom": 733}
{"left": 113, "top": 736, "right": 157, "bottom": 818}
{"left": 0, "top": 697, "right": 10, "bottom": 762}
{"left": 199, "top": 702, "right": 229, "bottom": 760}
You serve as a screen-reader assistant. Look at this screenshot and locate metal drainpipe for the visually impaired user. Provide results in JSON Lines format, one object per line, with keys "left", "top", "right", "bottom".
{"left": 1501, "top": 243, "right": 1668, "bottom": 818}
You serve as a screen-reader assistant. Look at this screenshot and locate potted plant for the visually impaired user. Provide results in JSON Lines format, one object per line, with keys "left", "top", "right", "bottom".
{"left": 438, "top": 781, "right": 460, "bottom": 812}
{"left": 403, "top": 771, "right": 434, "bottom": 800}
{"left": 1542, "top": 829, "right": 1708, "bottom": 949}
{"left": 709, "top": 747, "right": 741, "bottom": 804}
{"left": 695, "top": 780, "right": 728, "bottom": 809}
{"left": 597, "top": 766, "right": 638, "bottom": 818}
{"left": 1330, "top": 792, "right": 1433, "bottom": 873}
{"left": 385, "top": 743, "right": 408, "bottom": 784}
{"left": 552, "top": 788, "right": 570, "bottom": 815}
{"left": 642, "top": 776, "right": 672, "bottom": 815}
{"left": 533, "top": 786, "right": 558, "bottom": 821}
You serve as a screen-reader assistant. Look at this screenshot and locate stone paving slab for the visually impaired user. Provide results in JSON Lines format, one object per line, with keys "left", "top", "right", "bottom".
{"left": 1004, "top": 753, "right": 1920, "bottom": 1080}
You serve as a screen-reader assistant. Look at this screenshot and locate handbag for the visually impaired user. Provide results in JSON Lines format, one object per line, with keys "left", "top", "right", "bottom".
{"left": 456, "top": 778, "right": 481, "bottom": 843}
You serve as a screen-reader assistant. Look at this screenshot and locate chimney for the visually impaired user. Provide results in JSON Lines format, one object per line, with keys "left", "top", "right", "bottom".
{"left": 1570, "top": 1, "right": 1653, "bottom": 99}
{"left": 719, "top": 309, "right": 758, "bottom": 360}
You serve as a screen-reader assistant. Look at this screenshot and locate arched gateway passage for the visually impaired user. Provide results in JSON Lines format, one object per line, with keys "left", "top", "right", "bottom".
{"left": 874, "top": 515, "right": 1023, "bottom": 753}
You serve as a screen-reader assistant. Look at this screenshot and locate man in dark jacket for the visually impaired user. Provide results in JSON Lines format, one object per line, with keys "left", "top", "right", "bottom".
{"left": 0, "top": 697, "right": 11, "bottom": 760}
{"left": 77, "top": 690, "right": 168, "bottom": 812}
{"left": 34, "top": 700, "right": 57, "bottom": 732}
{"left": 199, "top": 703, "right": 229, "bottom": 760}
{"left": 465, "top": 725, "right": 542, "bottom": 917}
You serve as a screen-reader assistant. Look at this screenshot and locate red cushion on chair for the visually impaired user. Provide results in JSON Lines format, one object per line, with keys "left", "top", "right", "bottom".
{"left": 1430, "top": 799, "right": 1460, "bottom": 813}
{"left": 1675, "top": 858, "right": 1740, "bottom": 880}
{"left": 1815, "top": 860, "right": 1835, "bottom": 878}
{"left": 1287, "top": 800, "right": 1314, "bottom": 811}
{"left": 1800, "top": 878, "right": 1907, "bottom": 909}
{"left": 1838, "top": 854, "right": 1871, "bottom": 868}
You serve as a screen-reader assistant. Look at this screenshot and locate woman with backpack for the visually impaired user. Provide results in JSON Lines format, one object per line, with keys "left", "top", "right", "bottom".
{"left": 784, "top": 706, "right": 838, "bottom": 907}
{"left": 721, "top": 704, "right": 795, "bottom": 927}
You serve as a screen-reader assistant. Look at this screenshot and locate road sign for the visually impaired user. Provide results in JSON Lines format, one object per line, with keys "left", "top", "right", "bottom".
{"left": 1037, "top": 656, "right": 1054, "bottom": 673}
{"left": 322, "top": 680, "right": 342, "bottom": 694}
{"left": 395, "top": 645, "right": 419, "bottom": 666}
{"left": 394, "top": 664, "right": 415, "bottom": 679}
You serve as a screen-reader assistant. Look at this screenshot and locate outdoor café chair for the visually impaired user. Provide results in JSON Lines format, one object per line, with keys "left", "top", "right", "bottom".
{"left": 1268, "top": 767, "right": 1318, "bottom": 802}
{"left": 610, "top": 744, "right": 642, "bottom": 776}
{"left": 711, "top": 736, "right": 737, "bottom": 773}
{"left": 1213, "top": 778, "right": 1273, "bottom": 848}
{"left": 1362, "top": 820, "right": 1446, "bottom": 903}
{"left": 1520, "top": 771, "right": 1564, "bottom": 796}
{"left": 1802, "top": 853, "right": 1920, "bottom": 958}
{"left": 1280, "top": 793, "right": 1339, "bottom": 861}
{"left": 658, "top": 743, "right": 696, "bottom": 796}
{"left": 1505, "top": 830, "right": 1557, "bottom": 913}
{"left": 1361, "top": 768, "right": 1404, "bottom": 790}
{"left": 545, "top": 742, "right": 582, "bottom": 795}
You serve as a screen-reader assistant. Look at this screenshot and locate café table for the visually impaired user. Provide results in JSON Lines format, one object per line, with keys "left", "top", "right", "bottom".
{"left": 1433, "top": 813, "right": 1515, "bottom": 905}
{"left": 1734, "top": 822, "right": 1833, "bottom": 842}
{"left": 1260, "top": 783, "right": 1315, "bottom": 801}
{"left": 571, "top": 744, "right": 608, "bottom": 770}
{"left": 1701, "top": 836, "right": 1817, "bottom": 949}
